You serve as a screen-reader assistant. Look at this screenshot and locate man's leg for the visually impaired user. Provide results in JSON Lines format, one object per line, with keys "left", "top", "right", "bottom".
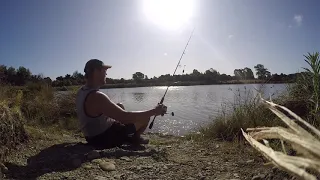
{"left": 116, "top": 103, "right": 149, "bottom": 144}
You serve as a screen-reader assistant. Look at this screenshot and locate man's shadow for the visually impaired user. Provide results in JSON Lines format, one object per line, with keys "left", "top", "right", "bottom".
{"left": 4, "top": 142, "right": 155, "bottom": 180}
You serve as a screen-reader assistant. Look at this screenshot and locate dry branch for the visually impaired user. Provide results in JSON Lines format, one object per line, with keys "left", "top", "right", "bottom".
{"left": 242, "top": 97, "right": 320, "bottom": 180}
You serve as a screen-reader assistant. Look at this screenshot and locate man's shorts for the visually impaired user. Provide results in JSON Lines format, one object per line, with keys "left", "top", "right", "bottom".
{"left": 85, "top": 121, "right": 137, "bottom": 149}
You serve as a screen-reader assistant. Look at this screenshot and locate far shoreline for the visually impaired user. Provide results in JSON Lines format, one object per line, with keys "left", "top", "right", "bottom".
{"left": 54, "top": 80, "right": 291, "bottom": 91}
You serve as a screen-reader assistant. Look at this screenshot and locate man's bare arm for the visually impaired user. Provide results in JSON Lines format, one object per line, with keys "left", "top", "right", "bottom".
{"left": 93, "top": 92, "right": 157, "bottom": 124}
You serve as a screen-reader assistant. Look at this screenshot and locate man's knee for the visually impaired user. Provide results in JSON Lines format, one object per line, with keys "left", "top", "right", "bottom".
{"left": 117, "top": 103, "right": 125, "bottom": 110}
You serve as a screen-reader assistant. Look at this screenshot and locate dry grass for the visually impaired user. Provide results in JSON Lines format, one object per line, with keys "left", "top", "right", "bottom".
{"left": 188, "top": 86, "right": 284, "bottom": 141}
{"left": 0, "top": 100, "right": 28, "bottom": 162}
{"left": 0, "top": 83, "right": 79, "bottom": 164}
{"left": 242, "top": 97, "right": 320, "bottom": 180}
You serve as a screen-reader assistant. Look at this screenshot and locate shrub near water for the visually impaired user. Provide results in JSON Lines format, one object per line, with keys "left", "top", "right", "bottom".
{"left": 193, "top": 86, "right": 283, "bottom": 141}
{"left": 0, "top": 87, "right": 28, "bottom": 162}
{"left": 20, "top": 83, "right": 78, "bottom": 130}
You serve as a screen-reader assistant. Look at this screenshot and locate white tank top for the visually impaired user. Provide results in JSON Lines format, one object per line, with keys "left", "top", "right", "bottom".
{"left": 75, "top": 86, "right": 115, "bottom": 137}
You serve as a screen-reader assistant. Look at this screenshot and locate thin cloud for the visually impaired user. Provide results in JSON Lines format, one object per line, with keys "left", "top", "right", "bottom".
{"left": 293, "top": 14, "right": 303, "bottom": 26}
{"left": 228, "top": 35, "right": 234, "bottom": 39}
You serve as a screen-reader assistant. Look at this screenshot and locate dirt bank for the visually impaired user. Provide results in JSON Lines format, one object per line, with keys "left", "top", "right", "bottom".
{"left": 1, "top": 127, "right": 292, "bottom": 180}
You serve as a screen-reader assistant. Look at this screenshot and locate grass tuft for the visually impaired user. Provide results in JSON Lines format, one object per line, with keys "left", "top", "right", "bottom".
{"left": 0, "top": 99, "right": 28, "bottom": 162}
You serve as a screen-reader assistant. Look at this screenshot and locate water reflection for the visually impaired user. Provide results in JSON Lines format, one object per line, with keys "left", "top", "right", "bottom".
{"left": 100, "top": 84, "right": 287, "bottom": 136}
{"left": 132, "top": 92, "right": 146, "bottom": 103}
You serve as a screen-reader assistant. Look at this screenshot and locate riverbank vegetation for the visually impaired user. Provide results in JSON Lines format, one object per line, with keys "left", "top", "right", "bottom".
{"left": 0, "top": 52, "right": 320, "bottom": 179}
{"left": 1, "top": 63, "right": 299, "bottom": 90}
{"left": 192, "top": 52, "right": 320, "bottom": 142}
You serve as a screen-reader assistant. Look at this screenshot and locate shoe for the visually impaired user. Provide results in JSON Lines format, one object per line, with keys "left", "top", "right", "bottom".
{"left": 129, "top": 135, "right": 149, "bottom": 145}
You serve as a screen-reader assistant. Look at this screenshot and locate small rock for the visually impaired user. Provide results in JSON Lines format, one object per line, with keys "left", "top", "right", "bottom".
{"left": 163, "top": 165, "right": 168, "bottom": 169}
{"left": 0, "top": 163, "right": 8, "bottom": 174}
{"left": 120, "top": 156, "right": 132, "bottom": 161}
{"left": 215, "top": 145, "right": 220, "bottom": 148}
{"left": 252, "top": 174, "right": 265, "bottom": 180}
{"left": 200, "top": 176, "right": 206, "bottom": 180}
{"left": 207, "top": 162, "right": 212, "bottom": 165}
{"left": 166, "top": 145, "right": 172, "bottom": 148}
{"left": 136, "top": 166, "right": 142, "bottom": 170}
{"left": 71, "top": 158, "right": 82, "bottom": 167}
{"left": 87, "top": 150, "right": 100, "bottom": 160}
{"left": 234, "top": 173, "right": 240, "bottom": 178}
{"left": 142, "top": 165, "right": 153, "bottom": 169}
{"left": 114, "top": 174, "right": 121, "bottom": 179}
{"left": 246, "top": 159, "right": 254, "bottom": 163}
{"left": 82, "top": 164, "right": 93, "bottom": 169}
{"left": 99, "top": 161, "right": 116, "bottom": 171}
{"left": 92, "top": 159, "right": 104, "bottom": 164}
{"left": 94, "top": 176, "right": 108, "bottom": 180}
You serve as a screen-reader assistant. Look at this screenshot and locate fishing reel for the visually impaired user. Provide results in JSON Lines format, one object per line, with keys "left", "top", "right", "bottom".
{"left": 161, "top": 112, "right": 175, "bottom": 116}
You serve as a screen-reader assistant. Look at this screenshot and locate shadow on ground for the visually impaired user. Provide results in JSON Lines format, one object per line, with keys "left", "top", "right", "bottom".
{"left": 4, "top": 142, "right": 156, "bottom": 180}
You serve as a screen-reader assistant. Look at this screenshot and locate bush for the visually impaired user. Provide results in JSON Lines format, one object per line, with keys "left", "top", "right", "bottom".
{"left": 0, "top": 100, "right": 28, "bottom": 162}
{"left": 192, "top": 87, "right": 283, "bottom": 141}
{"left": 286, "top": 52, "right": 320, "bottom": 127}
{"left": 191, "top": 52, "right": 320, "bottom": 142}
{"left": 20, "top": 83, "right": 78, "bottom": 128}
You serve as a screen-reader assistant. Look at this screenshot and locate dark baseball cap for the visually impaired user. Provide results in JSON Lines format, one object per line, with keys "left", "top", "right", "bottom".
{"left": 84, "top": 59, "right": 112, "bottom": 73}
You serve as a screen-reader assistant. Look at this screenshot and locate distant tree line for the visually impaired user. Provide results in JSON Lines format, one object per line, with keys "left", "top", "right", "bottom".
{"left": 0, "top": 64, "right": 301, "bottom": 87}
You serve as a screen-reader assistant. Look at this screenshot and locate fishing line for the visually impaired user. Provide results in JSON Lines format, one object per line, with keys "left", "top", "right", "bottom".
{"left": 149, "top": 27, "right": 195, "bottom": 129}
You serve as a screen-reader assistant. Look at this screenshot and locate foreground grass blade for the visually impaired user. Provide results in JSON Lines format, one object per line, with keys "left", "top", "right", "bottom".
{"left": 242, "top": 97, "right": 320, "bottom": 180}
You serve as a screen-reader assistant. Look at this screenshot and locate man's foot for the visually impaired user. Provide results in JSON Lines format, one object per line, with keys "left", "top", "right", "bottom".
{"left": 128, "top": 135, "right": 149, "bottom": 145}
{"left": 134, "top": 136, "right": 149, "bottom": 144}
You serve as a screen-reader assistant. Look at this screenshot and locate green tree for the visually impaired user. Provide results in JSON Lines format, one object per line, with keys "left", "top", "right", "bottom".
{"left": 243, "top": 67, "right": 254, "bottom": 79}
{"left": 234, "top": 69, "right": 244, "bottom": 79}
{"left": 254, "top": 64, "right": 271, "bottom": 80}
{"left": 16, "top": 66, "right": 32, "bottom": 85}
{"left": 132, "top": 72, "right": 145, "bottom": 82}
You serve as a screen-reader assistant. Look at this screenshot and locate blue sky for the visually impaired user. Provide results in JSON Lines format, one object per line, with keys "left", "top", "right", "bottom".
{"left": 0, "top": 0, "right": 319, "bottom": 80}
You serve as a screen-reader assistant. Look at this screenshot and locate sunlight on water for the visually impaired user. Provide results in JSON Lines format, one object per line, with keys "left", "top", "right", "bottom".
{"left": 152, "top": 86, "right": 185, "bottom": 91}
{"left": 102, "top": 84, "right": 287, "bottom": 136}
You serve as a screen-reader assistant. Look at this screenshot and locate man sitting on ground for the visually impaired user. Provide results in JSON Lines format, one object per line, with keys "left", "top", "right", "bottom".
{"left": 76, "top": 59, "right": 167, "bottom": 149}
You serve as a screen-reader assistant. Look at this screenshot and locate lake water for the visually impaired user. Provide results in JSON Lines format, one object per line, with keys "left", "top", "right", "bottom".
{"left": 101, "top": 84, "right": 288, "bottom": 136}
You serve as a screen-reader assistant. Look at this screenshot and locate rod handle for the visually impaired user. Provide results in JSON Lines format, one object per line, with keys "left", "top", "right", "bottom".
{"left": 149, "top": 115, "right": 157, "bottom": 129}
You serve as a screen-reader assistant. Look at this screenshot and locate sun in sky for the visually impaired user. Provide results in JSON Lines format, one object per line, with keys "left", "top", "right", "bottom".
{"left": 142, "top": 0, "right": 194, "bottom": 30}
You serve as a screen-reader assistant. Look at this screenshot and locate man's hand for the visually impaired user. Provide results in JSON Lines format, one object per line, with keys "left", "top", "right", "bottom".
{"left": 154, "top": 104, "right": 167, "bottom": 116}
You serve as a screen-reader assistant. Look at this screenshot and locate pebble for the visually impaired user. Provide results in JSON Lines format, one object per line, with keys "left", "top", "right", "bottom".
{"left": 92, "top": 159, "right": 104, "bottom": 164}
{"left": 120, "top": 156, "right": 132, "bottom": 161}
{"left": 252, "top": 174, "right": 265, "bottom": 180}
{"left": 141, "top": 165, "right": 153, "bottom": 169}
{"left": 234, "top": 173, "right": 240, "bottom": 178}
{"left": 114, "top": 174, "right": 121, "bottom": 179}
{"left": 82, "top": 164, "right": 93, "bottom": 169}
{"left": 246, "top": 159, "right": 254, "bottom": 163}
{"left": 87, "top": 150, "right": 100, "bottom": 160}
{"left": 94, "top": 176, "right": 108, "bottom": 180}
{"left": 99, "top": 161, "right": 116, "bottom": 171}
{"left": 0, "top": 163, "right": 8, "bottom": 174}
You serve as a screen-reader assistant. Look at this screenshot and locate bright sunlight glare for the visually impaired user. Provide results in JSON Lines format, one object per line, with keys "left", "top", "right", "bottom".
{"left": 142, "top": 0, "right": 194, "bottom": 30}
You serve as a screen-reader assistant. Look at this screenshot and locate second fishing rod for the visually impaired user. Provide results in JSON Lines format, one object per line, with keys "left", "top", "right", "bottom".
{"left": 149, "top": 28, "right": 195, "bottom": 129}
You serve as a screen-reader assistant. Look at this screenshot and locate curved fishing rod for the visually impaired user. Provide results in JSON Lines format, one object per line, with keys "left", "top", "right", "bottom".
{"left": 149, "top": 28, "right": 195, "bottom": 129}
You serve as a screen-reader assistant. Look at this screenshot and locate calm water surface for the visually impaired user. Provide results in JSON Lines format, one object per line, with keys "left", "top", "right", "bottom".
{"left": 101, "top": 84, "right": 287, "bottom": 136}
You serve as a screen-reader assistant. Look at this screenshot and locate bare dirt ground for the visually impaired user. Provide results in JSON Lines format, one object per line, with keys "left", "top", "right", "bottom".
{"left": 0, "top": 127, "right": 293, "bottom": 180}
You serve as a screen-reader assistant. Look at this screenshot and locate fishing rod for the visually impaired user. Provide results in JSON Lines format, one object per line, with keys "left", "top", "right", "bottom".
{"left": 149, "top": 28, "right": 195, "bottom": 129}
